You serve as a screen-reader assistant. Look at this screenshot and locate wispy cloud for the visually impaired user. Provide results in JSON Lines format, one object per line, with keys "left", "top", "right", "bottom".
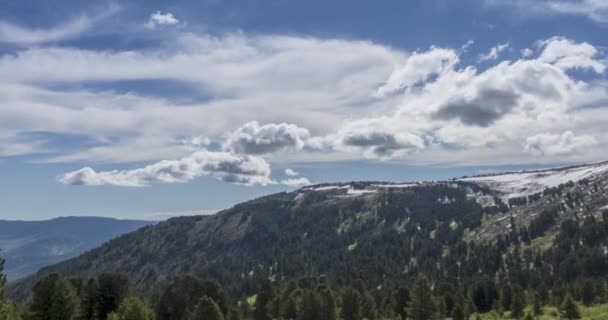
{"left": 484, "top": 0, "right": 608, "bottom": 23}
{"left": 479, "top": 43, "right": 509, "bottom": 62}
{"left": 0, "top": 4, "right": 120, "bottom": 46}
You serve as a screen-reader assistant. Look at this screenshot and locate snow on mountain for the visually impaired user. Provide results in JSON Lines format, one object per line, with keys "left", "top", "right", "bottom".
{"left": 459, "top": 161, "right": 608, "bottom": 199}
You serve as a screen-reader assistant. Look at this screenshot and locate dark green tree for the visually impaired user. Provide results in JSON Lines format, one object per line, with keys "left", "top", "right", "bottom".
{"left": 581, "top": 280, "right": 595, "bottom": 307}
{"left": 407, "top": 275, "right": 436, "bottom": 320}
{"left": 189, "top": 296, "right": 224, "bottom": 320}
{"left": 253, "top": 279, "right": 274, "bottom": 320}
{"left": 361, "top": 291, "right": 377, "bottom": 320}
{"left": 451, "top": 303, "right": 465, "bottom": 320}
{"left": 510, "top": 286, "right": 525, "bottom": 319}
{"left": 156, "top": 275, "right": 205, "bottom": 320}
{"left": 393, "top": 287, "right": 409, "bottom": 320}
{"left": 30, "top": 274, "right": 79, "bottom": 320}
{"left": 532, "top": 292, "right": 542, "bottom": 316}
{"left": 96, "top": 273, "right": 130, "bottom": 320}
{"left": 340, "top": 288, "right": 362, "bottom": 320}
{"left": 79, "top": 278, "right": 98, "bottom": 320}
{"left": 320, "top": 289, "right": 338, "bottom": 320}
{"left": 108, "top": 296, "right": 154, "bottom": 320}
{"left": 559, "top": 293, "right": 581, "bottom": 320}
{"left": 0, "top": 255, "right": 21, "bottom": 320}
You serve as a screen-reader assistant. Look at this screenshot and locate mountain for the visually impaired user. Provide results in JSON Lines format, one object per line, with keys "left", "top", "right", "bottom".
{"left": 0, "top": 217, "right": 153, "bottom": 280}
{"left": 8, "top": 161, "right": 608, "bottom": 302}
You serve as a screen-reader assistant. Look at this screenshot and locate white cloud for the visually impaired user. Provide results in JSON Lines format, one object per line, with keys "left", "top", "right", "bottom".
{"left": 284, "top": 168, "right": 299, "bottom": 177}
{"left": 537, "top": 37, "right": 606, "bottom": 73}
{"left": 1, "top": 31, "right": 607, "bottom": 178}
{"left": 332, "top": 117, "right": 426, "bottom": 159}
{"left": 521, "top": 48, "right": 534, "bottom": 58}
{"left": 59, "top": 151, "right": 274, "bottom": 187}
{"left": 280, "top": 177, "right": 312, "bottom": 187}
{"left": 484, "top": 0, "right": 608, "bottom": 23}
{"left": 145, "top": 11, "right": 179, "bottom": 29}
{"left": 376, "top": 47, "right": 459, "bottom": 97}
{"left": 224, "top": 121, "right": 311, "bottom": 155}
{"left": 524, "top": 131, "right": 598, "bottom": 156}
{"left": 479, "top": 43, "right": 509, "bottom": 62}
{"left": 0, "top": 5, "right": 120, "bottom": 45}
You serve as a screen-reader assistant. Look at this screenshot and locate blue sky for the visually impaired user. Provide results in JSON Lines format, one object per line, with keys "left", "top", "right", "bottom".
{"left": 1, "top": 0, "right": 607, "bottom": 220}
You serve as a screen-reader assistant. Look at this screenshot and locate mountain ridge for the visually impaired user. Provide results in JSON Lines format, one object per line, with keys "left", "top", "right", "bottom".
{"left": 7, "top": 160, "right": 608, "bottom": 303}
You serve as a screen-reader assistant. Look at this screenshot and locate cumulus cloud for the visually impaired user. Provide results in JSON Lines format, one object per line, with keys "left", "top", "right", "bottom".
{"left": 145, "top": 11, "right": 179, "bottom": 29}
{"left": 1, "top": 30, "right": 607, "bottom": 174}
{"left": 433, "top": 88, "right": 520, "bottom": 127}
{"left": 333, "top": 118, "right": 426, "bottom": 159}
{"left": 524, "top": 131, "right": 598, "bottom": 156}
{"left": 479, "top": 43, "right": 509, "bottom": 62}
{"left": 375, "top": 47, "right": 459, "bottom": 97}
{"left": 537, "top": 37, "right": 606, "bottom": 73}
{"left": 284, "top": 168, "right": 299, "bottom": 177}
{"left": 59, "top": 151, "right": 273, "bottom": 187}
{"left": 224, "top": 121, "right": 311, "bottom": 155}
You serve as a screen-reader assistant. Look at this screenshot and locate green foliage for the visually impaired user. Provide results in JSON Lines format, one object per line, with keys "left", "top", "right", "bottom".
{"left": 393, "top": 287, "right": 409, "bottom": 320}
{"left": 253, "top": 280, "right": 273, "bottom": 320}
{"left": 96, "top": 273, "right": 130, "bottom": 320}
{"left": 452, "top": 303, "right": 465, "bottom": 320}
{"left": 340, "top": 288, "right": 361, "bottom": 320}
{"left": 510, "top": 286, "right": 525, "bottom": 319}
{"left": 108, "top": 296, "right": 154, "bottom": 320}
{"left": 559, "top": 293, "right": 581, "bottom": 320}
{"left": 407, "top": 275, "right": 436, "bottom": 320}
{"left": 30, "top": 273, "right": 79, "bottom": 320}
{"left": 189, "top": 296, "right": 223, "bottom": 320}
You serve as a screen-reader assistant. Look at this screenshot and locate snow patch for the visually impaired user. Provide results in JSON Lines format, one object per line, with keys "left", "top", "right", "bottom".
{"left": 346, "top": 188, "right": 377, "bottom": 195}
{"left": 460, "top": 162, "right": 608, "bottom": 199}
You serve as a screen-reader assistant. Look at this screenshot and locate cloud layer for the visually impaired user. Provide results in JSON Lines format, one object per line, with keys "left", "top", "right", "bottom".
{"left": 0, "top": 16, "right": 607, "bottom": 187}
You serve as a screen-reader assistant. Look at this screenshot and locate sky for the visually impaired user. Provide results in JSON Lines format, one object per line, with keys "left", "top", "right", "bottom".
{"left": 1, "top": 0, "right": 608, "bottom": 220}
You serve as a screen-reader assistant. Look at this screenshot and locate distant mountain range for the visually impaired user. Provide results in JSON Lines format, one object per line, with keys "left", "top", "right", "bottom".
{"left": 0, "top": 217, "right": 153, "bottom": 281}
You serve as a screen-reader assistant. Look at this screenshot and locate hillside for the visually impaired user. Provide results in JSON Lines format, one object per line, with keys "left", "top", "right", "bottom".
{"left": 0, "top": 217, "right": 153, "bottom": 280}
{"left": 8, "top": 161, "right": 608, "bottom": 302}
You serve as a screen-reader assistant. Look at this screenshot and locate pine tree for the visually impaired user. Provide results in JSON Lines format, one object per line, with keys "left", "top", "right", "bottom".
{"left": 79, "top": 278, "right": 98, "bottom": 320}
{"left": 156, "top": 274, "right": 206, "bottom": 320}
{"left": 510, "top": 286, "right": 525, "bottom": 319}
{"left": 109, "top": 296, "right": 154, "bottom": 320}
{"left": 48, "top": 278, "right": 80, "bottom": 320}
{"left": 320, "top": 289, "right": 338, "bottom": 320}
{"left": 0, "top": 255, "right": 21, "bottom": 320}
{"left": 254, "top": 279, "right": 274, "bottom": 320}
{"left": 361, "top": 291, "right": 377, "bottom": 320}
{"left": 30, "top": 273, "right": 80, "bottom": 320}
{"left": 298, "top": 290, "right": 321, "bottom": 320}
{"left": 581, "top": 280, "right": 595, "bottom": 307}
{"left": 532, "top": 292, "right": 542, "bottom": 316}
{"left": 0, "top": 257, "right": 5, "bottom": 298}
{"left": 407, "top": 275, "right": 436, "bottom": 320}
{"left": 559, "top": 293, "right": 581, "bottom": 320}
{"left": 96, "top": 273, "right": 130, "bottom": 320}
{"left": 451, "top": 304, "right": 465, "bottom": 320}
{"left": 340, "top": 288, "right": 362, "bottom": 320}
{"left": 189, "top": 296, "right": 224, "bottom": 320}
{"left": 393, "top": 287, "right": 409, "bottom": 320}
